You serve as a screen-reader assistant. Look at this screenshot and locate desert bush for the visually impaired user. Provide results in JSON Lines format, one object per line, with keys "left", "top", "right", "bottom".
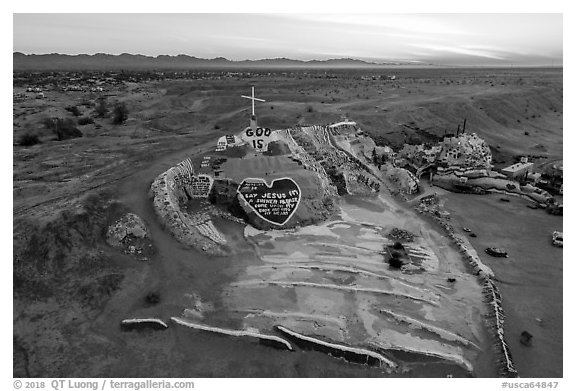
{"left": 388, "top": 252, "right": 404, "bottom": 268}
{"left": 112, "top": 102, "right": 128, "bottom": 124}
{"left": 65, "top": 105, "right": 81, "bottom": 116}
{"left": 78, "top": 116, "right": 94, "bottom": 125}
{"left": 18, "top": 132, "right": 40, "bottom": 146}
{"left": 42, "top": 117, "right": 82, "bottom": 141}
{"left": 145, "top": 292, "right": 160, "bottom": 305}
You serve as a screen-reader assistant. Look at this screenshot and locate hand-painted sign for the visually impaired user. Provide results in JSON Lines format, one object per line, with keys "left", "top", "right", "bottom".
{"left": 200, "top": 156, "right": 211, "bottom": 168}
{"left": 188, "top": 174, "right": 214, "bottom": 198}
{"left": 245, "top": 127, "right": 273, "bottom": 152}
{"left": 216, "top": 136, "right": 227, "bottom": 152}
{"left": 237, "top": 177, "right": 301, "bottom": 225}
{"left": 216, "top": 135, "right": 242, "bottom": 151}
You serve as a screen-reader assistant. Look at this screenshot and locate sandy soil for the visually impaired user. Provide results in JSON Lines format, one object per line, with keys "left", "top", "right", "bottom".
{"left": 440, "top": 190, "right": 562, "bottom": 377}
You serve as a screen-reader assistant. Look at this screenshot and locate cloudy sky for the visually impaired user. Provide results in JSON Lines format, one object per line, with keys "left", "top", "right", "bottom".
{"left": 13, "top": 13, "right": 563, "bottom": 66}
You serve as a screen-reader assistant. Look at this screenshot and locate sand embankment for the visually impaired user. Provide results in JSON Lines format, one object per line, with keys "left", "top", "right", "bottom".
{"left": 149, "top": 160, "right": 228, "bottom": 255}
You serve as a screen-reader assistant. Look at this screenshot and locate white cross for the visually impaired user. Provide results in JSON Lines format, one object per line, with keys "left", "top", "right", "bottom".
{"left": 241, "top": 86, "right": 266, "bottom": 117}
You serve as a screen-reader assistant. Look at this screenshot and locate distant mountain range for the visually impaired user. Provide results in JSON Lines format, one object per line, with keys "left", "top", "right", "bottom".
{"left": 13, "top": 52, "right": 419, "bottom": 71}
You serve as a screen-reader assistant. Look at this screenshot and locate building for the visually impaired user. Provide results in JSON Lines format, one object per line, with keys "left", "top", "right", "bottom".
{"left": 501, "top": 162, "right": 534, "bottom": 180}
{"left": 437, "top": 133, "right": 492, "bottom": 170}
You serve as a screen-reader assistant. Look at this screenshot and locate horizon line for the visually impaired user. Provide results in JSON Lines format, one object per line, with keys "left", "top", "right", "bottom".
{"left": 13, "top": 52, "right": 563, "bottom": 69}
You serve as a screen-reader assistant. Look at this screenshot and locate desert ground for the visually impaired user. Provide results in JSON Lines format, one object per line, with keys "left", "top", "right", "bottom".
{"left": 13, "top": 67, "right": 562, "bottom": 377}
{"left": 441, "top": 190, "right": 563, "bottom": 377}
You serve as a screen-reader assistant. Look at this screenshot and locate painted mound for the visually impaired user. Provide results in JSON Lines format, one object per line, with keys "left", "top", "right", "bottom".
{"left": 147, "top": 120, "right": 516, "bottom": 376}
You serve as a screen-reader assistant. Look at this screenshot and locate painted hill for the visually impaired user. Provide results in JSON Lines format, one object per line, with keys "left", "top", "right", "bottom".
{"left": 12, "top": 52, "right": 412, "bottom": 71}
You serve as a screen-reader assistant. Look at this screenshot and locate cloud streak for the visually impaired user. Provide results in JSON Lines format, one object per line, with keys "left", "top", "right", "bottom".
{"left": 13, "top": 13, "right": 563, "bottom": 66}
{"left": 410, "top": 43, "right": 507, "bottom": 61}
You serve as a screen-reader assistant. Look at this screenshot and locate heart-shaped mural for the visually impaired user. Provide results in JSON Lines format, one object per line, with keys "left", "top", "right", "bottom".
{"left": 237, "top": 177, "right": 301, "bottom": 226}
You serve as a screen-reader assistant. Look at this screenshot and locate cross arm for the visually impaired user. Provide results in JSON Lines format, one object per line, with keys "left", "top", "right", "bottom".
{"left": 241, "top": 95, "right": 266, "bottom": 102}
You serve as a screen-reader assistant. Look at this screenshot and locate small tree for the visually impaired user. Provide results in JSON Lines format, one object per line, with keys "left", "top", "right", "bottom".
{"left": 42, "top": 117, "right": 82, "bottom": 141}
{"left": 95, "top": 97, "right": 108, "bottom": 118}
{"left": 112, "top": 102, "right": 128, "bottom": 124}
